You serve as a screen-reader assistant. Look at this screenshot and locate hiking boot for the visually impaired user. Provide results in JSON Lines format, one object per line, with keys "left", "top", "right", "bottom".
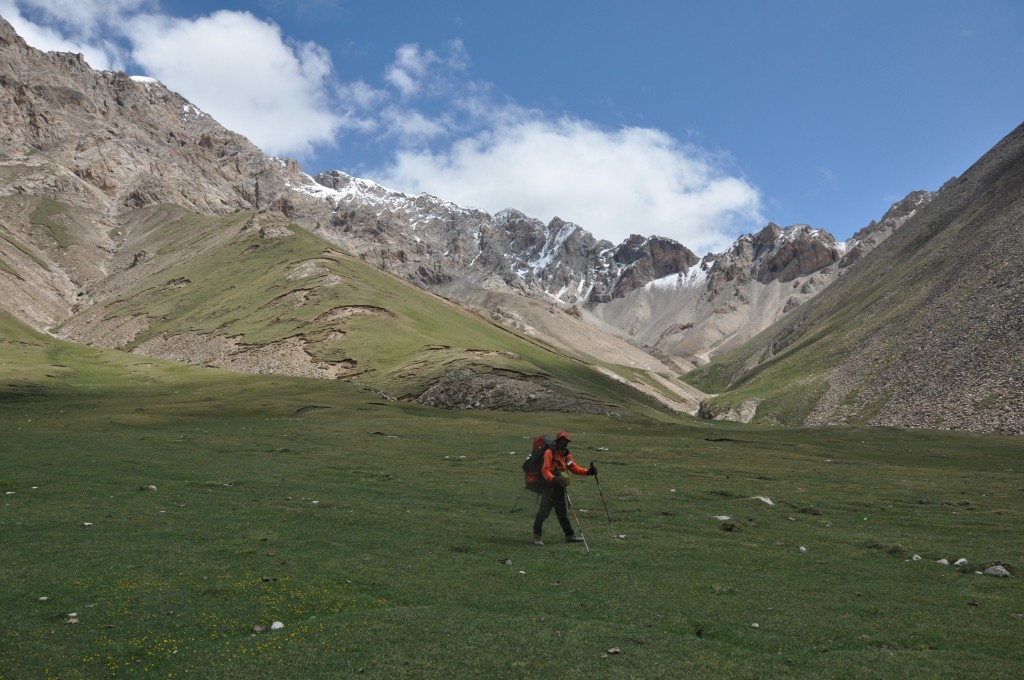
{"left": 532, "top": 534, "right": 544, "bottom": 546}
{"left": 565, "top": 534, "right": 585, "bottom": 543}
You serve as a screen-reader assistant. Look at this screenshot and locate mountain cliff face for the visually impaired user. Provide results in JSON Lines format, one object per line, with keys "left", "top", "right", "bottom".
{"left": 0, "top": 22, "right": 296, "bottom": 215}
{"left": 585, "top": 189, "right": 934, "bottom": 366}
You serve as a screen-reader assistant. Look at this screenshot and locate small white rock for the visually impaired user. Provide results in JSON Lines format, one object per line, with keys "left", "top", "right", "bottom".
{"left": 714, "top": 515, "right": 731, "bottom": 521}
{"left": 81, "top": 522, "right": 93, "bottom": 527}
{"left": 954, "top": 558, "right": 969, "bottom": 567}
{"left": 937, "top": 558, "right": 950, "bottom": 566}
{"left": 39, "top": 596, "right": 48, "bottom": 601}
{"left": 271, "top": 621, "right": 284, "bottom": 630}
{"left": 912, "top": 555, "right": 922, "bottom": 561}
{"left": 984, "top": 565, "right": 1011, "bottom": 578}
{"left": 753, "top": 496, "right": 774, "bottom": 506}
{"left": 751, "top": 623, "right": 760, "bottom": 629}
{"left": 798, "top": 546, "right": 807, "bottom": 553}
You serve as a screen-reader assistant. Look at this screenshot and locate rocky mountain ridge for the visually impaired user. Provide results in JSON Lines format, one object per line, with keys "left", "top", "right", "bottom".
{"left": 283, "top": 165, "right": 932, "bottom": 369}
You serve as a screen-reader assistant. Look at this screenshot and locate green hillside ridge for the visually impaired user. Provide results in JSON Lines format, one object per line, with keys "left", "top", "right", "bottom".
{"left": 49, "top": 205, "right": 675, "bottom": 418}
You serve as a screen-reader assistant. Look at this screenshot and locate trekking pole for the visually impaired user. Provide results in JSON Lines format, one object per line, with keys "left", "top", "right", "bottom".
{"left": 564, "top": 490, "right": 591, "bottom": 553}
{"left": 592, "top": 463, "right": 617, "bottom": 539}
{"left": 509, "top": 488, "right": 525, "bottom": 513}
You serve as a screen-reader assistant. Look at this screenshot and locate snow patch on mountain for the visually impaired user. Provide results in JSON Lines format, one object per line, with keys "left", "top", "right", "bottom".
{"left": 290, "top": 170, "right": 480, "bottom": 221}
{"left": 646, "top": 257, "right": 713, "bottom": 292}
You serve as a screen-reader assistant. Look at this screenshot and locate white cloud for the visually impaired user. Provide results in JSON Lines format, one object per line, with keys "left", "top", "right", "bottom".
{"left": 385, "top": 43, "right": 436, "bottom": 97}
{"left": 383, "top": 40, "right": 468, "bottom": 99}
{"left": 374, "top": 118, "right": 763, "bottom": 253}
{"left": 124, "top": 10, "right": 345, "bottom": 157}
{"left": 380, "top": 106, "right": 449, "bottom": 143}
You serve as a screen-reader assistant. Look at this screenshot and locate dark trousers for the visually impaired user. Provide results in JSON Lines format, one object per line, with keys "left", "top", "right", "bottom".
{"left": 532, "top": 484, "right": 573, "bottom": 537}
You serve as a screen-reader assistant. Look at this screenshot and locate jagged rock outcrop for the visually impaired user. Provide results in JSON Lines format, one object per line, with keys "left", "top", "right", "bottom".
{"left": 750, "top": 223, "right": 840, "bottom": 283}
{"left": 839, "top": 190, "right": 935, "bottom": 267}
{"left": 609, "top": 235, "right": 699, "bottom": 298}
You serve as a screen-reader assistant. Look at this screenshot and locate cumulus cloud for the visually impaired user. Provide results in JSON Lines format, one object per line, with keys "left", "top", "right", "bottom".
{"left": 124, "top": 11, "right": 345, "bottom": 156}
{"left": 375, "top": 118, "right": 763, "bottom": 253}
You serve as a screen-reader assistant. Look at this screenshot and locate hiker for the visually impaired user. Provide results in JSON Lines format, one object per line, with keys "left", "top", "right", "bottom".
{"left": 528, "top": 431, "right": 597, "bottom": 546}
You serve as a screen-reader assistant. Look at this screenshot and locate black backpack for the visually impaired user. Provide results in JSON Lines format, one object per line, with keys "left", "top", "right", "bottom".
{"left": 522, "top": 434, "right": 555, "bottom": 474}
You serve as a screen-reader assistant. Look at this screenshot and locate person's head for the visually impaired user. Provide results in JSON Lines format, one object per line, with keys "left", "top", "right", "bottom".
{"left": 555, "top": 431, "right": 572, "bottom": 449}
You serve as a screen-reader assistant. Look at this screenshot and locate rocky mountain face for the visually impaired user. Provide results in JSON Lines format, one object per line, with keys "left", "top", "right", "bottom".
{"left": 281, "top": 167, "right": 931, "bottom": 372}
{"left": 0, "top": 23, "right": 297, "bottom": 215}
{"left": 586, "top": 189, "right": 934, "bottom": 365}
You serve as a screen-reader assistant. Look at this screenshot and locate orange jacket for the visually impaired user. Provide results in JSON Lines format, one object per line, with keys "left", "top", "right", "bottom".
{"left": 539, "top": 447, "right": 590, "bottom": 485}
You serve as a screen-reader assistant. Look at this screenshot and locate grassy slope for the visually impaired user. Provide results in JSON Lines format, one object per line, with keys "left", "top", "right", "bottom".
{"left": 70, "top": 206, "right": 666, "bottom": 417}
{"left": 2, "top": 312, "right": 1022, "bottom": 679}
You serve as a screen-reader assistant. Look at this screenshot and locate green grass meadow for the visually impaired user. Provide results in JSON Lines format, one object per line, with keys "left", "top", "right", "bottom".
{"left": 2, "top": 325, "right": 1023, "bottom": 678}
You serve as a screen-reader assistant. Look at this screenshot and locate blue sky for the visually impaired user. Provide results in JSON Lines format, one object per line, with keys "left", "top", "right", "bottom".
{"left": 3, "top": 0, "right": 1022, "bottom": 252}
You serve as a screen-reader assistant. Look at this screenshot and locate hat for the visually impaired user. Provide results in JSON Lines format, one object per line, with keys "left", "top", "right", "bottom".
{"left": 556, "top": 431, "right": 572, "bottom": 442}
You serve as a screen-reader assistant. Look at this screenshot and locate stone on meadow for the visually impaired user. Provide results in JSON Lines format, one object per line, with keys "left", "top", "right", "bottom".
{"left": 954, "top": 558, "right": 968, "bottom": 567}
{"left": 937, "top": 559, "right": 949, "bottom": 565}
{"left": 271, "top": 621, "right": 284, "bottom": 630}
{"left": 984, "top": 565, "right": 1010, "bottom": 578}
